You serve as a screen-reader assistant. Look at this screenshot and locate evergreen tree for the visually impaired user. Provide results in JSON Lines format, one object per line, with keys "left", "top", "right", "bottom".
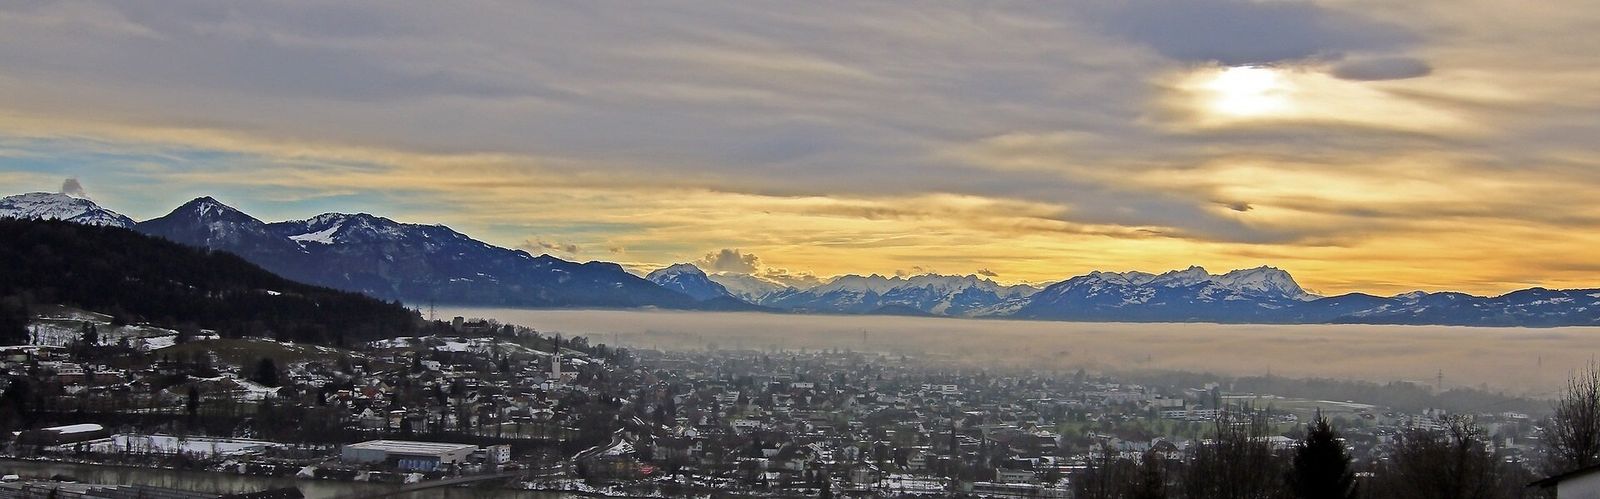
{"left": 186, "top": 386, "right": 202, "bottom": 416}
{"left": 79, "top": 322, "right": 98, "bottom": 346}
{"left": 1289, "top": 412, "right": 1357, "bottom": 499}
{"left": 0, "top": 297, "right": 30, "bottom": 346}
{"left": 251, "top": 357, "right": 281, "bottom": 387}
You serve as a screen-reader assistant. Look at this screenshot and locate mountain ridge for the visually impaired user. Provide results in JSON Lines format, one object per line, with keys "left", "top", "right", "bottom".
{"left": 5, "top": 190, "right": 1598, "bottom": 327}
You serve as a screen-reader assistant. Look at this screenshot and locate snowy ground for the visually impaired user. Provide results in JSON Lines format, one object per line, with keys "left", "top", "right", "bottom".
{"left": 61, "top": 434, "right": 279, "bottom": 457}
{"left": 24, "top": 306, "right": 217, "bottom": 351}
{"left": 368, "top": 335, "right": 553, "bottom": 358}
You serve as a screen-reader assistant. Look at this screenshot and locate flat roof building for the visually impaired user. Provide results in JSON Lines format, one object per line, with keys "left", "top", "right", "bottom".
{"left": 12, "top": 423, "right": 110, "bottom": 446}
{"left": 340, "top": 440, "right": 477, "bottom": 472}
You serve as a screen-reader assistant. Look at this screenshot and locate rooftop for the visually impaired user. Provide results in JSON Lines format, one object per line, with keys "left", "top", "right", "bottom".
{"left": 345, "top": 439, "right": 476, "bottom": 455}
{"left": 42, "top": 423, "right": 104, "bottom": 434}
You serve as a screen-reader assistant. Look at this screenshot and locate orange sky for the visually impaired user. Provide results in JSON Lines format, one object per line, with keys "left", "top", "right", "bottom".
{"left": 1, "top": 1, "right": 1598, "bottom": 296}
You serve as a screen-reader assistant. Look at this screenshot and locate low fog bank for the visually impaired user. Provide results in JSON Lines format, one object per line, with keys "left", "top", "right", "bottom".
{"left": 440, "top": 308, "right": 1600, "bottom": 396}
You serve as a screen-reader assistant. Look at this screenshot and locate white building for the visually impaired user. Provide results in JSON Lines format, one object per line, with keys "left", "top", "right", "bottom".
{"left": 1534, "top": 465, "right": 1600, "bottom": 498}
{"left": 340, "top": 440, "right": 478, "bottom": 471}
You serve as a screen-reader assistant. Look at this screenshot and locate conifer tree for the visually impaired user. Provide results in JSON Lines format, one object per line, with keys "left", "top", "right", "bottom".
{"left": 1289, "top": 411, "right": 1357, "bottom": 499}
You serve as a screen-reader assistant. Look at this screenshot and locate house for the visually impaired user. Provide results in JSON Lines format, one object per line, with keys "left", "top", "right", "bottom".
{"left": 575, "top": 434, "right": 645, "bottom": 480}
{"left": 997, "top": 467, "right": 1038, "bottom": 484}
{"left": 1533, "top": 464, "right": 1600, "bottom": 498}
{"left": 653, "top": 436, "right": 703, "bottom": 464}
{"left": 848, "top": 462, "right": 881, "bottom": 485}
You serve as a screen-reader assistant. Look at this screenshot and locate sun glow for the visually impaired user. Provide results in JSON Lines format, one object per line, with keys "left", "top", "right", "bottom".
{"left": 1203, "top": 66, "right": 1291, "bottom": 116}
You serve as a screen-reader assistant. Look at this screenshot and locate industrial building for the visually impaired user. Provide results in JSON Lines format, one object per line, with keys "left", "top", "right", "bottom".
{"left": 339, "top": 440, "right": 478, "bottom": 471}
{"left": 11, "top": 423, "right": 110, "bottom": 447}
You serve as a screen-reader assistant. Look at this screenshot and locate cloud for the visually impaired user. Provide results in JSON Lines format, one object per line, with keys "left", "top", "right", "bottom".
{"left": 1331, "top": 57, "right": 1433, "bottom": 81}
{"left": 976, "top": 268, "right": 999, "bottom": 277}
{"left": 757, "top": 268, "right": 825, "bottom": 289}
{"left": 1219, "top": 201, "right": 1253, "bottom": 212}
{"left": 0, "top": 1, "right": 1597, "bottom": 296}
{"left": 1088, "top": 0, "right": 1417, "bottom": 65}
{"left": 520, "top": 239, "right": 578, "bottom": 255}
{"left": 60, "top": 177, "right": 88, "bottom": 198}
{"left": 696, "top": 249, "right": 762, "bottom": 273}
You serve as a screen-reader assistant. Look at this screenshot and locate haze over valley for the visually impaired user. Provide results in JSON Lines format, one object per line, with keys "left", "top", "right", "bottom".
{"left": 444, "top": 307, "right": 1597, "bottom": 396}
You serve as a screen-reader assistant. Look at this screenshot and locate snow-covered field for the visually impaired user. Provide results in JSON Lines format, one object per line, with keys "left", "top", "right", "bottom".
{"left": 63, "top": 434, "right": 279, "bottom": 457}
{"left": 368, "top": 335, "right": 551, "bottom": 358}
{"left": 24, "top": 307, "right": 217, "bottom": 351}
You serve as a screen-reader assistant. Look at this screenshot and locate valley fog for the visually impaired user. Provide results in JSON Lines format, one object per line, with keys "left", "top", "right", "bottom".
{"left": 443, "top": 308, "right": 1600, "bottom": 396}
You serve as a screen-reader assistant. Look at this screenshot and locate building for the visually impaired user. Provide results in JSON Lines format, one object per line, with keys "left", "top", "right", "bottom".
{"left": 1533, "top": 464, "right": 1600, "bottom": 498}
{"left": 996, "top": 467, "right": 1038, "bottom": 484}
{"left": 12, "top": 423, "right": 109, "bottom": 446}
{"left": 340, "top": 440, "right": 478, "bottom": 471}
{"left": 483, "top": 444, "right": 513, "bottom": 465}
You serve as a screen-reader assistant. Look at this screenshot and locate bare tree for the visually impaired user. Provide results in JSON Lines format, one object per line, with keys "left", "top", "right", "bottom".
{"left": 1074, "top": 450, "right": 1174, "bottom": 499}
{"left": 1371, "top": 417, "right": 1506, "bottom": 499}
{"left": 1545, "top": 363, "right": 1600, "bottom": 474}
{"left": 1182, "top": 412, "right": 1287, "bottom": 499}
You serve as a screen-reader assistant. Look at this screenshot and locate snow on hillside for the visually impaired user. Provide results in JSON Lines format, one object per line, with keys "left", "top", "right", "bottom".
{"left": 0, "top": 192, "right": 136, "bottom": 228}
{"left": 287, "top": 222, "right": 341, "bottom": 245}
{"left": 23, "top": 306, "right": 218, "bottom": 351}
{"left": 1068, "top": 266, "right": 1314, "bottom": 301}
{"left": 707, "top": 272, "right": 793, "bottom": 302}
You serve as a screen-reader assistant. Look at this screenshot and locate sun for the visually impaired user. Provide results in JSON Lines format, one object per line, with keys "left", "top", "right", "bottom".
{"left": 1202, "top": 66, "right": 1291, "bottom": 117}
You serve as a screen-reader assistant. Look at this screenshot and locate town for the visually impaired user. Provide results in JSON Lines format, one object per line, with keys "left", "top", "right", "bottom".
{"left": 0, "top": 308, "right": 1567, "bottom": 497}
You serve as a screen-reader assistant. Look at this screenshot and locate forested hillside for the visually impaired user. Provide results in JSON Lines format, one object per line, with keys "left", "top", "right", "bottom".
{"left": 0, "top": 219, "right": 420, "bottom": 345}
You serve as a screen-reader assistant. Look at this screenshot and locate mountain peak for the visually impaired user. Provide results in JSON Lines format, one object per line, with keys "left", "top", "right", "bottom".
{"left": 0, "top": 192, "right": 136, "bottom": 228}
{"left": 649, "top": 263, "right": 707, "bottom": 278}
{"left": 647, "top": 263, "right": 734, "bottom": 301}
{"left": 174, "top": 196, "right": 247, "bottom": 219}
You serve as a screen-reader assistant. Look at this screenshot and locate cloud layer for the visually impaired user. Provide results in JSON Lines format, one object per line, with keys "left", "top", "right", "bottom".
{"left": 1, "top": 1, "right": 1598, "bottom": 295}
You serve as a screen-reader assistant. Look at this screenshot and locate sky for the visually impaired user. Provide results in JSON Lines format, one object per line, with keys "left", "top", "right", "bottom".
{"left": 1, "top": 0, "right": 1598, "bottom": 296}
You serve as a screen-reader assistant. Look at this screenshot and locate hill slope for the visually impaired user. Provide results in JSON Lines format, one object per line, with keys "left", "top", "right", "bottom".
{"left": 0, "top": 219, "right": 421, "bottom": 346}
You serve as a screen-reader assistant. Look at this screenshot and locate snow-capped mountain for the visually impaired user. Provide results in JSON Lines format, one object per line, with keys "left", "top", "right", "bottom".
{"left": 1331, "top": 288, "right": 1600, "bottom": 327}
{"left": 647, "top": 263, "right": 736, "bottom": 301}
{"left": 135, "top": 199, "right": 697, "bottom": 309}
{"left": 760, "top": 273, "right": 1040, "bottom": 316}
{"left": 0, "top": 192, "right": 135, "bottom": 228}
{"left": 706, "top": 272, "right": 796, "bottom": 303}
{"left": 6, "top": 187, "right": 1598, "bottom": 326}
{"left": 1015, "top": 266, "right": 1315, "bottom": 321}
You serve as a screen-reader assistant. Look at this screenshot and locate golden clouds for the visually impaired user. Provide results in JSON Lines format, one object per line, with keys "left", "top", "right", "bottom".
{"left": 1163, "top": 64, "right": 1476, "bottom": 133}
{"left": 2, "top": 1, "right": 1599, "bottom": 298}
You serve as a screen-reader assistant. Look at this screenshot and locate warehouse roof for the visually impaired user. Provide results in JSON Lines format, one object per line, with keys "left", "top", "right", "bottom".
{"left": 345, "top": 440, "right": 476, "bottom": 455}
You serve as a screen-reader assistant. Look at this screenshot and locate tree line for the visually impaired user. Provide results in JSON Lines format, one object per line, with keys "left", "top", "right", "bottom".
{"left": 1079, "top": 364, "right": 1600, "bottom": 498}
{"left": 0, "top": 219, "right": 421, "bottom": 346}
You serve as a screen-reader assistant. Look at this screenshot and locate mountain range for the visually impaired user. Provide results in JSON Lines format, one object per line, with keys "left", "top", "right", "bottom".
{"left": 4, "top": 190, "right": 1598, "bottom": 327}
